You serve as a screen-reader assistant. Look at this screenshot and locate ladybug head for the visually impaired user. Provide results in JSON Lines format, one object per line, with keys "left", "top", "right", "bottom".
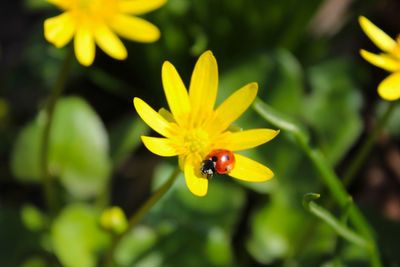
{"left": 200, "top": 159, "right": 216, "bottom": 179}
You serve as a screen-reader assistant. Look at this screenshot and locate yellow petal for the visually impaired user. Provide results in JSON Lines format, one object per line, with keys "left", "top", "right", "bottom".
{"left": 44, "top": 13, "right": 75, "bottom": 48}
{"left": 133, "top": 97, "right": 175, "bottom": 137}
{"left": 110, "top": 14, "right": 160, "bottom": 43}
{"left": 184, "top": 160, "right": 208, "bottom": 197}
{"left": 208, "top": 82, "right": 258, "bottom": 133}
{"left": 158, "top": 108, "right": 175, "bottom": 123}
{"left": 360, "top": 50, "right": 400, "bottom": 72}
{"left": 359, "top": 16, "right": 396, "bottom": 53}
{"left": 74, "top": 25, "right": 95, "bottom": 66}
{"left": 141, "top": 136, "right": 178, "bottom": 156}
{"left": 118, "top": 0, "right": 167, "bottom": 15}
{"left": 229, "top": 154, "right": 274, "bottom": 182}
{"left": 189, "top": 51, "right": 218, "bottom": 126}
{"left": 215, "top": 129, "right": 279, "bottom": 151}
{"left": 94, "top": 23, "right": 127, "bottom": 60}
{"left": 162, "top": 61, "right": 191, "bottom": 124}
{"left": 378, "top": 73, "right": 400, "bottom": 101}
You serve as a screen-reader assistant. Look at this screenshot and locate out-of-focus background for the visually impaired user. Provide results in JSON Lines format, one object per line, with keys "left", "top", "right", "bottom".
{"left": 1, "top": 0, "right": 400, "bottom": 266}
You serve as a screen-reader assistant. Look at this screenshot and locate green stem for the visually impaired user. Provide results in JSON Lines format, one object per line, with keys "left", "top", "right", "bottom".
{"left": 103, "top": 168, "right": 180, "bottom": 267}
{"left": 253, "top": 99, "right": 382, "bottom": 267}
{"left": 40, "top": 48, "right": 74, "bottom": 215}
{"left": 343, "top": 102, "right": 397, "bottom": 187}
{"left": 302, "top": 145, "right": 381, "bottom": 267}
{"left": 303, "top": 194, "right": 370, "bottom": 249}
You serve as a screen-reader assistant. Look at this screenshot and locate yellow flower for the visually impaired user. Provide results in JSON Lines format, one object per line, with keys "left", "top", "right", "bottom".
{"left": 44, "top": 0, "right": 166, "bottom": 66}
{"left": 100, "top": 206, "right": 128, "bottom": 234}
{"left": 133, "top": 51, "right": 279, "bottom": 197}
{"left": 359, "top": 16, "right": 400, "bottom": 101}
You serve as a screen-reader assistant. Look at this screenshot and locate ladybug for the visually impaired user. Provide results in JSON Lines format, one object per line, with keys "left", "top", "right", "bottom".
{"left": 200, "top": 149, "right": 235, "bottom": 179}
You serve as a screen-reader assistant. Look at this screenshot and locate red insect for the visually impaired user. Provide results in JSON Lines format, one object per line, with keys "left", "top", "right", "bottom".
{"left": 200, "top": 149, "right": 235, "bottom": 179}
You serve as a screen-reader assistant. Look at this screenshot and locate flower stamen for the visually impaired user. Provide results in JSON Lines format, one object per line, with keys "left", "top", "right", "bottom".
{"left": 182, "top": 128, "right": 210, "bottom": 157}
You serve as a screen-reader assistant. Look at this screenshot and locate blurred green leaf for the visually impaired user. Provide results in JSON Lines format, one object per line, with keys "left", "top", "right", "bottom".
{"left": 21, "top": 205, "right": 47, "bottom": 232}
{"left": 173, "top": 174, "right": 245, "bottom": 217}
{"left": 24, "top": 0, "right": 52, "bottom": 10}
{"left": 304, "top": 60, "right": 363, "bottom": 164}
{"left": 49, "top": 97, "right": 111, "bottom": 198}
{"left": 277, "top": 0, "right": 322, "bottom": 49}
{"left": 204, "top": 227, "right": 233, "bottom": 266}
{"left": 11, "top": 117, "right": 44, "bottom": 182}
{"left": 109, "top": 116, "right": 149, "bottom": 166}
{"left": 151, "top": 163, "right": 245, "bottom": 217}
{"left": 220, "top": 49, "right": 304, "bottom": 124}
{"left": 126, "top": 163, "right": 244, "bottom": 267}
{"left": 51, "top": 204, "right": 109, "bottom": 267}
{"left": 115, "top": 226, "right": 158, "bottom": 267}
{"left": 246, "top": 193, "right": 307, "bottom": 264}
{"left": 11, "top": 97, "right": 111, "bottom": 199}
{"left": 219, "top": 53, "right": 272, "bottom": 99}
{"left": 20, "top": 257, "right": 47, "bottom": 267}
{"left": 262, "top": 49, "right": 304, "bottom": 117}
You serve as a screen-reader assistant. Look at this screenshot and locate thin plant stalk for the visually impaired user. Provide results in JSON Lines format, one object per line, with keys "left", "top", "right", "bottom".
{"left": 103, "top": 168, "right": 180, "bottom": 267}
{"left": 299, "top": 140, "right": 382, "bottom": 267}
{"left": 253, "top": 98, "right": 382, "bottom": 267}
{"left": 343, "top": 101, "right": 397, "bottom": 187}
{"left": 40, "top": 47, "right": 74, "bottom": 215}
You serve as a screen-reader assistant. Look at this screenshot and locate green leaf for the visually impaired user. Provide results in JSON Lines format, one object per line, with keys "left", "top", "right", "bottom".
{"left": 261, "top": 49, "right": 304, "bottom": 117}
{"left": 11, "top": 117, "right": 44, "bottom": 182}
{"left": 219, "top": 50, "right": 303, "bottom": 116}
{"left": 49, "top": 97, "right": 111, "bottom": 198}
{"left": 204, "top": 227, "right": 233, "bottom": 266}
{"left": 125, "top": 163, "right": 243, "bottom": 267}
{"left": 304, "top": 60, "right": 363, "bottom": 164}
{"left": 115, "top": 226, "right": 158, "bottom": 267}
{"left": 24, "top": 0, "right": 53, "bottom": 10}
{"left": 20, "top": 257, "right": 47, "bottom": 267}
{"left": 11, "top": 96, "right": 111, "bottom": 199}
{"left": 21, "top": 204, "right": 47, "bottom": 232}
{"left": 246, "top": 193, "right": 309, "bottom": 264}
{"left": 51, "top": 204, "right": 109, "bottom": 267}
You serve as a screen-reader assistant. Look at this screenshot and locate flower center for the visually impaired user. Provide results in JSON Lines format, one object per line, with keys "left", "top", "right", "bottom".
{"left": 183, "top": 128, "right": 211, "bottom": 158}
{"left": 70, "top": 0, "right": 117, "bottom": 20}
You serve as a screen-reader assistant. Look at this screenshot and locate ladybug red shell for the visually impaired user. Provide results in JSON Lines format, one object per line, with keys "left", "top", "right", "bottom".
{"left": 200, "top": 149, "right": 235, "bottom": 178}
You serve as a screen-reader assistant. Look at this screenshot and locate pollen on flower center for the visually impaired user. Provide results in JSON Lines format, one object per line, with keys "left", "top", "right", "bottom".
{"left": 71, "top": 0, "right": 117, "bottom": 18}
{"left": 182, "top": 128, "right": 211, "bottom": 157}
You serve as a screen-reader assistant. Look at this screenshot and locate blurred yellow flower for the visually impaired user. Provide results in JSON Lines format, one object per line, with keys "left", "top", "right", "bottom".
{"left": 134, "top": 51, "right": 279, "bottom": 197}
{"left": 359, "top": 16, "right": 400, "bottom": 101}
{"left": 44, "top": 0, "right": 166, "bottom": 66}
{"left": 100, "top": 206, "right": 127, "bottom": 234}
